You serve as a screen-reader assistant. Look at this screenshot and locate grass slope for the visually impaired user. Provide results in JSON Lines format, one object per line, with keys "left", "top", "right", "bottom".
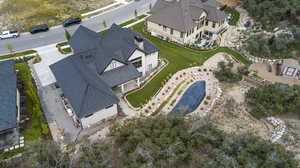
{"left": 126, "top": 22, "right": 250, "bottom": 108}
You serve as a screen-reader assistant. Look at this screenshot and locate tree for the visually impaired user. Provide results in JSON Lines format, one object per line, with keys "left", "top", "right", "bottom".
{"left": 26, "top": 140, "right": 71, "bottom": 168}
{"left": 134, "top": 9, "right": 138, "bottom": 18}
{"left": 246, "top": 83, "right": 300, "bottom": 118}
{"left": 0, "top": 140, "right": 71, "bottom": 168}
{"left": 5, "top": 43, "right": 15, "bottom": 56}
{"left": 102, "top": 20, "right": 107, "bottom": 28}
{"left": 64, "top": 29, "right": 71, "bottom": 41}
{"left": 78, "top": 139, "right": 113, "bottom": 168}
{"left": 241, "top": 0, "right": 300, "bottom": 30}
{"left": 245, "top": 33, "right": 295, "bottom": 59}
{"left": 108, "top": 116, "right": 298, "bottom": 168}
{"left": 214, "top": 61, "right": 242, "bottom": 83}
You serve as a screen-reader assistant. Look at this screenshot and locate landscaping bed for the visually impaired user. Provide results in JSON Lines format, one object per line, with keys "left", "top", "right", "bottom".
{"left": 224, "top": 7, "right": 240, "bottom": 26}
{"left": 0, "top": 50, "right": 37, "bottom": 60}
{"left": 119, "top": 14, "right": 147, "bottom": 27}
{"left": 125, "top": 22, "right": 251, "bottom": 108}
{"left": 15, "top": 61, "right": 49, "bottom": 141}
{"left": 56, "top": 42, "right": 72, "bottom": 54}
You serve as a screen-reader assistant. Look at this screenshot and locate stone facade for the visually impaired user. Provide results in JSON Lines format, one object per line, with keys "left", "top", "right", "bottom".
{"left": 147, "top": 15, "right": 226, "bottom": 45}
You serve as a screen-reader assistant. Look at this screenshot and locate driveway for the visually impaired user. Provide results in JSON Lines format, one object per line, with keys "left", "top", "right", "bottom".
{"left": 40, "top": 86, "right": 81, "bottom": 142}
{"left": 33, "top": 44, "right": 70, "bottom": 87}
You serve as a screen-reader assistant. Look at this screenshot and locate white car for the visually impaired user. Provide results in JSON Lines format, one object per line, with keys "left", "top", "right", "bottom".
{"left": 0, "top": 30, "right": 20, "bottom": 40}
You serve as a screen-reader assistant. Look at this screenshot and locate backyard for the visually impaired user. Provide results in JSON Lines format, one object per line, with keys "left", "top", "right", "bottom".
{"left": 15, "top": 61, "right": 49, "bottom": 141}
{"left": 126, "top": 22, "right": 250, "bottom": 108}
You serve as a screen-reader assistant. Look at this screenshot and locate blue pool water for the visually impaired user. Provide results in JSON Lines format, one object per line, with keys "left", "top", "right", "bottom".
{"left": 170, "top": 80, "right": 206, "bottom": 116}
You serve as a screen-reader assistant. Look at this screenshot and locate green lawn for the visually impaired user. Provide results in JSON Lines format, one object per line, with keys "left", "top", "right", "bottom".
{"left": 0, "top": 50, "right": 37, "bottom": 60}
{"left": 126, "top": 22, "right": 250, "bottom": 108}
{"left": 15, "top": 62, "right": 49, "bottom": 141}
{"left": 119, "top": 14, "right": 147, "bottom": 27}
{"left": 224, "top": 7, "right": 240, "bottom": 26}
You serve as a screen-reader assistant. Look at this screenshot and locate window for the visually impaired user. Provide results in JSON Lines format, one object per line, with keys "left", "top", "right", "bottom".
{"left": 180, "top": 32, "right": 184, "bottom": 38}
{"left": 212, "top": 22, "right": 216, "bottom": 28}
{"left": 205, "top": 20, "right": 209, "bottom": 26}
{"left": 131, "top": 57, "right": 142, "bottom": 68}
{"left": 163, "top": 25, "right": 167, "bottom": 31}
{"left": 170, "top": 28, "right": 173, "bottom": 35}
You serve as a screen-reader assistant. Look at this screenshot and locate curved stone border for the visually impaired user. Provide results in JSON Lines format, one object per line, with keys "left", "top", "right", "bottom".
{"left": 243, "top": 52, "right": 283, "bottom": 64}
{"left": 137, "top": 53, "right": 227, "bottom": 117}
{"left": 124, "top": 58, "right": 169, "bottom": 110}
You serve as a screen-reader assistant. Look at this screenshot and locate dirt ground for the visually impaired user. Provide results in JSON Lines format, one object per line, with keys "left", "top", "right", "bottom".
{"left": 211, "top": 82, "right": 272, "bottom": 139}
{"left": 278, "top": 113, "right": 300, "bottom": 162}
{"left": 250, "top": 63, "right": 300, "bottom": 85}
{"left": 0, "top": 0, "right": 114, "bottom": 31}
{"left": 210, "top": 81, "right": 300, "bottom": 164}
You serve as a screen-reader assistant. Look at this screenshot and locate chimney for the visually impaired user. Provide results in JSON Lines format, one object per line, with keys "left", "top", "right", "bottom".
{"left": 134, "top": 35, "right": 144, "bottom": 50}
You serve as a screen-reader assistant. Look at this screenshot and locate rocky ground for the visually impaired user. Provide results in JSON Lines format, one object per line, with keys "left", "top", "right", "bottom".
{"left": 211, "top": 82, "right": 272, "bottom": 139}
{"left": 210, "top": 81, "right": 300, "bottom": 164}
{"left": 278, "top": 116, "right": 300, "bottom": 162}
{"left": 0, "top": 0, "right": 114, "bottom": 31}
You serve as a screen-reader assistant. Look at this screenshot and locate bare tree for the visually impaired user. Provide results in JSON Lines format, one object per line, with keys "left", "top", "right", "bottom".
{"left": 5, "top": 43, "right": 15, "bottom": 56}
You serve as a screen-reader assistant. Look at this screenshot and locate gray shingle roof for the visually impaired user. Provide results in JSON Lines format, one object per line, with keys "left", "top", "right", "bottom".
{"left": 71, "top": 24, "right": 159, "bottom": 74}
{"left": 0, "top": 60, "right": 17, "bottom": 132}
{"left": 51, "top": 24, "right": 158, "bottom": 119}
{"left": 50, "top": 56, "right": 119, "bottom": 119}
{"left": 100, "top": 63, "right": 142, "bottom": 87}
{"left": 148, "top": 0, "right": 226, "bottom": 32}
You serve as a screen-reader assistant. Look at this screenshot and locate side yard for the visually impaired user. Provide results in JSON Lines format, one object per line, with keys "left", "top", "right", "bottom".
{"left": 125, "top": 22, "right": 251, "bottom": 108}
{"left": 15, "top": 61, "right": 49, "bottom": 141}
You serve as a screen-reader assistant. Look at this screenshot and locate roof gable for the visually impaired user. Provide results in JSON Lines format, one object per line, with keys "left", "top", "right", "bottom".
{"left": 148, "top": 0, "right": 226, "bottom": 32}
{"left": 50, "top": 56, "right": 119, "bottom": 118}
{"left": 69, "top": 24, "right": 158, "bottom": 75}
{"left": 69, "top": 25, "right": 101, "bottom": 53}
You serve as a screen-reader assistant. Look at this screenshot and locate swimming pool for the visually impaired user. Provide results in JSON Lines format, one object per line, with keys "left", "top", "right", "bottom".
{"left": 170, "top": 80, "right": 206, "bottom": 116}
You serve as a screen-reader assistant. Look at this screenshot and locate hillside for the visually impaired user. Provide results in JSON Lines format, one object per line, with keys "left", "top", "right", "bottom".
{"left": 0, "top": 0, "right": 114, "bottom": 31}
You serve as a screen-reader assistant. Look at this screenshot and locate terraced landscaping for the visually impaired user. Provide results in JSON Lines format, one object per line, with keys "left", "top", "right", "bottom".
{"left": 126, "top": 22, "right": 250, "bottom": 108}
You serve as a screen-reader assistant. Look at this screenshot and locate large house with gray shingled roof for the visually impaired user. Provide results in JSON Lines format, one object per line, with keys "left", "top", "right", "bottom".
{"left": 50, "top": 24, "right": 159, "bottom": 128}
{"left": 147, "top": 0, "right": 227, "bottom": 45}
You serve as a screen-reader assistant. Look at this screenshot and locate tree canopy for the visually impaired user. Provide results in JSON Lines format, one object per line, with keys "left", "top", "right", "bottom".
{"left": 214, "top": 61, "right": 247, "bottom": 83}
{"left": 245, "top": 33, "right": 296, "bottom": 59}
{"left": 108, "top": 116, "right": 298, "bottom": 168}
{"left": 246, "top": 83, "right": 300, "bottom": 118}
{"left": 241, "top": 0, "right": 300, "bottom": 30}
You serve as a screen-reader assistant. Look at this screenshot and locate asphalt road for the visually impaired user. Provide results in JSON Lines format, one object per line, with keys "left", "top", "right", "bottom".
{"left": 0, "top": 0, "right": 155, "bottom": 55}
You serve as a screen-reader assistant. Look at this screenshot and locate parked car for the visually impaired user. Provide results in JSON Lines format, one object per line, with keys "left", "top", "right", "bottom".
{"left": 62, "top": 17, "right": 81, "bottom": 27}
{"left": 29, "top": 24, "right": 49, "bottom": 34}
{"left": 0, "top": 30, "right": 20, "bottom": 40}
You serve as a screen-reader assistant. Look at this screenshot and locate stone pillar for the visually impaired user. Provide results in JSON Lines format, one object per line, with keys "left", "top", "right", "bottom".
{"left": 121, "top": 84, "right": 125, "bottom": 93}
{"left": 137, "top": 78, "right": 140, "bottom": 87}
